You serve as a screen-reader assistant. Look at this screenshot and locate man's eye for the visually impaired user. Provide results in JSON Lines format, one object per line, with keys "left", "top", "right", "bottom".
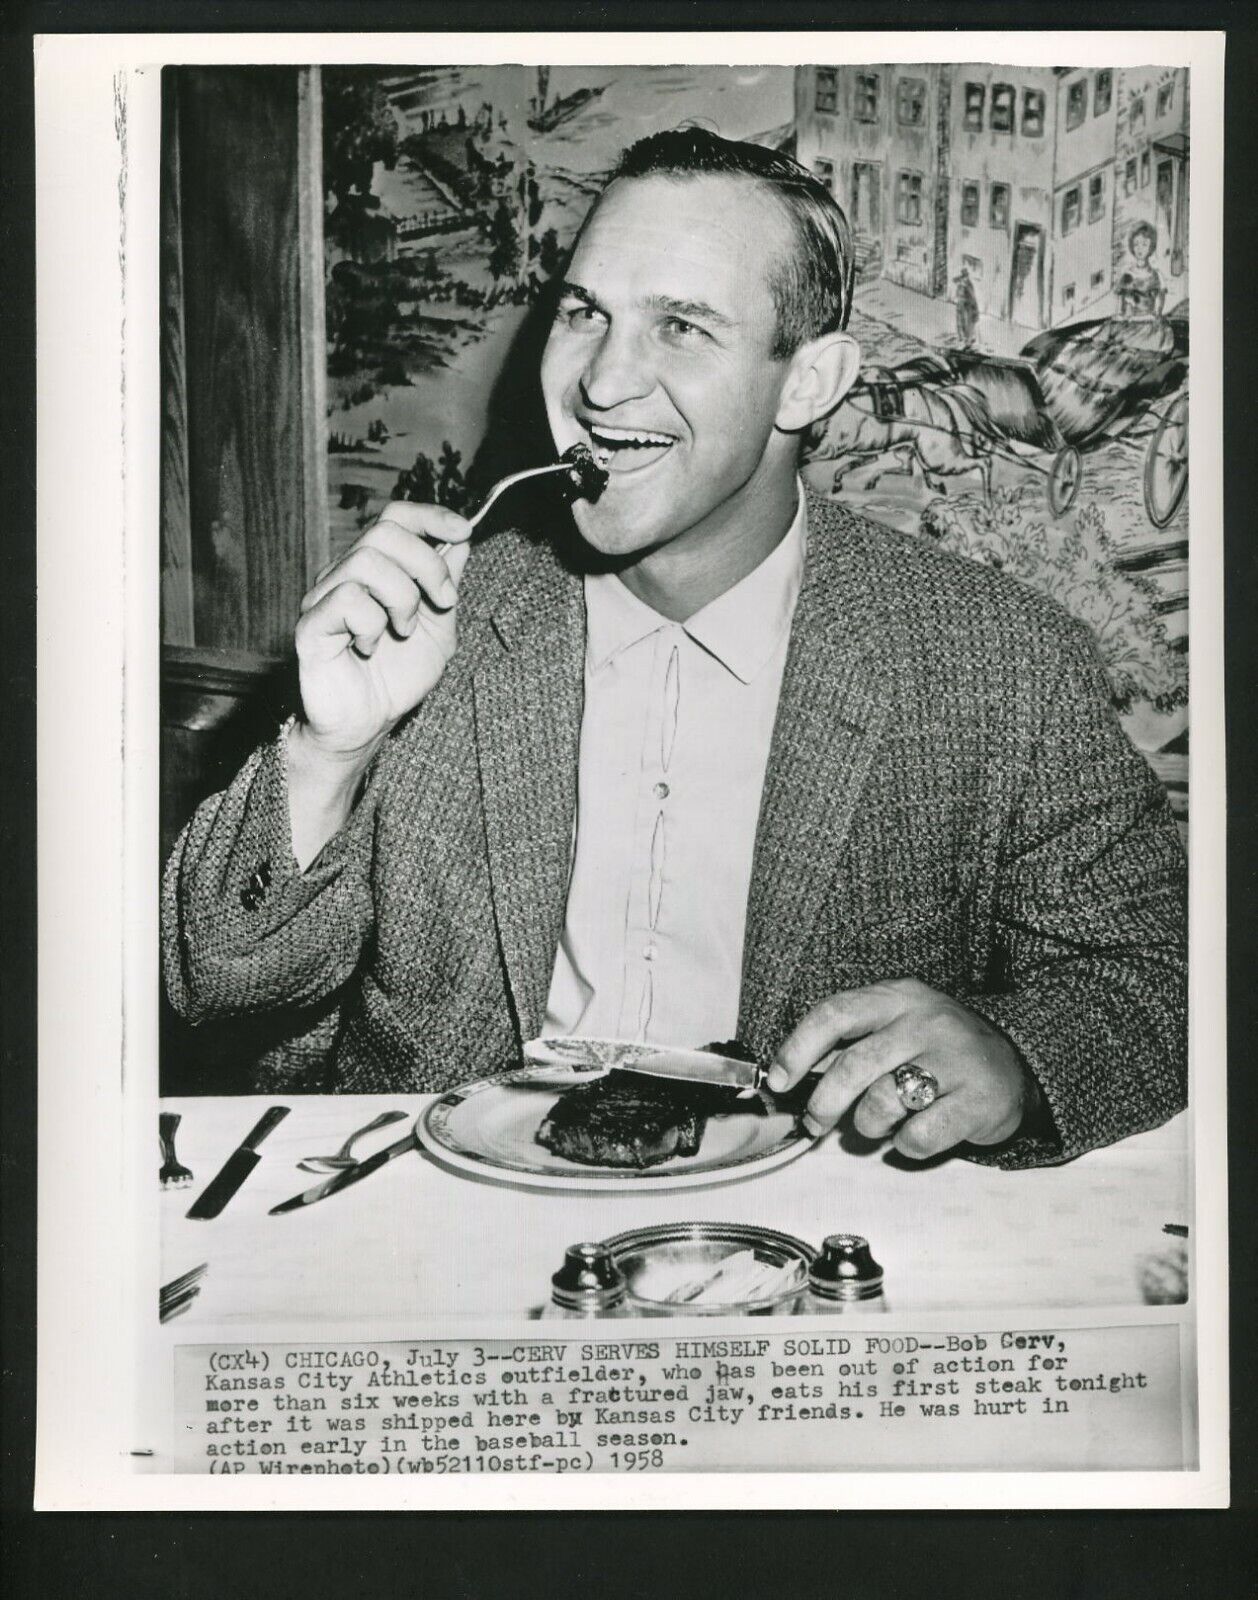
{"left": 662, "top": 316, "right": 708, "bottom": 343}
{"left": 558, "top": 303, "right": 605, "bottom": 328}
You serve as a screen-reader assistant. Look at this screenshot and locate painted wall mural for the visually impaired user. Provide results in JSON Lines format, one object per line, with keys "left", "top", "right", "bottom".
{"left": 323, "top": 63, "right": 1188, "bottom": 824}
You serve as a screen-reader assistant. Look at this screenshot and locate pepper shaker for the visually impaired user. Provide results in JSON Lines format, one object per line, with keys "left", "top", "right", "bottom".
{"left": 540, "top": 1242, "right": 628, "bottom": 1320}
{"left": 805, "top": 1234, "right": 888, "bottom": 1313}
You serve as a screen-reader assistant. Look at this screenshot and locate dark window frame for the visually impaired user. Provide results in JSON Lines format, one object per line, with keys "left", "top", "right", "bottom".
{"left": 855, "top": 71, "right": 880, "bottom": 123}
{"left": 1094, "top": 70, "right": 1113, "bottom": 116}
{"left": 991, "top": 82, "right": 1015, "bottom": 133}
{"left": 989, "top": 181, "right": 1011, "bottom": 229}
{"left": 1066, "top": 77, "right": 1087, "bottom": 131}
{"left": 961, "top": 179, "right": 981, "bottom": 227}
{"left": 1022, "top": 87, "right": 1046, "bottom": 136}
{"left": 1061, "top": 184, "right": 1082, "bottom": 235}
{"left": 896, "top": 75, "right": 927, "bottom": 126}
{"left": 815, "top": 67, "right": 838, "bottom": 115}
{"left": 895, "top": 167, "right": 925, "bottom": 226}
{"left": 963, "top": 81, "right": 985, "bottom": 132}
{"left": 1088, "top": 171, "right": 1105, "bottom": 222}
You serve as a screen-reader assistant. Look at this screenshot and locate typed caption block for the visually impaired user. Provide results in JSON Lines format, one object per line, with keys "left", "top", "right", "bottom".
{"left": 175, "top": 1322, "right": 1187, "bottom": 1474}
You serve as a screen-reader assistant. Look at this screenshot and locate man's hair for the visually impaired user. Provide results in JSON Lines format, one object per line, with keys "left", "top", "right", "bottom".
{"left": 607, "top": 126, "right": 856, "bottom": 359}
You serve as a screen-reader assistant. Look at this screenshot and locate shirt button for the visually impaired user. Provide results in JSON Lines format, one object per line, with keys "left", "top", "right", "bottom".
{"left": 653, "top": 781, "right": 670, "bottom": 799}
{"left": 643, "top": 943, "right": 657, "bottom": 962}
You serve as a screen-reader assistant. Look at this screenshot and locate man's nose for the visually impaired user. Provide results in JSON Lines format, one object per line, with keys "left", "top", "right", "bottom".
{"left": 579, "top": 323, "right": 654, "bottom": 410}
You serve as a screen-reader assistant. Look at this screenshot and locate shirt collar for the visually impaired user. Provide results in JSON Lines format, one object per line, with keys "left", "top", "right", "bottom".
{"left": 584, "top": 486, "right": 808, "bottom": 684}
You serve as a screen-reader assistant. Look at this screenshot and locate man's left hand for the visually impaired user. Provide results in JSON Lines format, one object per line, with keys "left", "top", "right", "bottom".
{"left": 767, "top": 979, "right": 1037, "bottom": 1159}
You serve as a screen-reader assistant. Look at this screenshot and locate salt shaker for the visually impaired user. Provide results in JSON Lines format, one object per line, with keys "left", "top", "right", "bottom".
{"left": 540, "top": 1242, "right": 628, "bottom": 1320}
{"left": 805, "top": 1233, "right": 888, "bottom": 1313}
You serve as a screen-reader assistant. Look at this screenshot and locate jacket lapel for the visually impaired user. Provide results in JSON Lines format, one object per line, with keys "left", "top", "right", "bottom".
{"left": 738, "top": 498, "right": 890, "bottom": 1056}
{"left": 473, "top": 543, "right": 585, "bottom": 1042}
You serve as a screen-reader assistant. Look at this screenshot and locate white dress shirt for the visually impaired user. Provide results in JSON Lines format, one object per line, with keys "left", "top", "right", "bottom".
{"left": 542, "top": 494, "right": 807, "bottom": 1047}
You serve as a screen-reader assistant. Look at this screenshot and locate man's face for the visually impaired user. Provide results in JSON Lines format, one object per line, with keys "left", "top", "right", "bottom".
{"left": 541, "top": 173, "right": 798, "bottom": 561}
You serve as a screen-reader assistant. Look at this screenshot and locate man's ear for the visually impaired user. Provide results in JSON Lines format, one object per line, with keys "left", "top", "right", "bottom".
{"left": 775, "top": 332, "right": 861, "bottom": 432}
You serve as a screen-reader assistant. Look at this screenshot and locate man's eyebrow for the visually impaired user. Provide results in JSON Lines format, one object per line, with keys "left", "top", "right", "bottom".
{"left": 557, "top": 281, "right": 601, "bottom": 309}
{"left": 557, "top": 282, "right": 736, "bottom": 329}
{"left": 646, "top": 293, "right": 737, "bottom": 329}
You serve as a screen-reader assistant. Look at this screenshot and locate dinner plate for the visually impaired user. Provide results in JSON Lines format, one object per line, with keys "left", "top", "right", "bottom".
{"left": 417, "top": 1063, "right": 814, "bottom": 1192}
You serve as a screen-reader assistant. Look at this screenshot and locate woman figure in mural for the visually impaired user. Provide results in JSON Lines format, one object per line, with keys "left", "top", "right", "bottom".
{"left": 1116, "top": 222, "right": 1166, "bottom": 322}
{"left": 953, "top": 266, "right": 979, "bottom": 349}
{"left": 1029, "top": 220, "right": 1180, "bottom": 447}
{"left": 1076, "top": 223, "right": 1174, "bottom": 363}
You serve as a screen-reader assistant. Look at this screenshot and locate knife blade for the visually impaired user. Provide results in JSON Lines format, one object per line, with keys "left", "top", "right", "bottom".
{"left": 612, "top": 1047, "right": 766, "bottom": 1093}
{"left": 270, "top": 1129, "right": 418, "bottom": 1215}
{"left": 186, "top": 1105, "right": 290, "bottom": 1220}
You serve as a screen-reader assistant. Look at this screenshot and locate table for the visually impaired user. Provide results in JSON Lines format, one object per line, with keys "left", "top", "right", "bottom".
{"left": 159, "top": 1096, "right": 1189, "bottom": 1325}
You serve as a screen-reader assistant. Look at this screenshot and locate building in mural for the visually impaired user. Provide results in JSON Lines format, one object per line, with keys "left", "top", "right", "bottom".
{"left": 1043, "top": 66, "right": 1119, "bottom": 325}
{"left": 795, "top": 62, "right": 1189, "bottom": 334}
{"left": 1112, "top": 66, "right": 1189, "bottom": 312}
{"left": 948, "top": 64, "right": 1118, "bottom": 329}
{"left": 794, "top": 63, "right": 952, "bottom": 294}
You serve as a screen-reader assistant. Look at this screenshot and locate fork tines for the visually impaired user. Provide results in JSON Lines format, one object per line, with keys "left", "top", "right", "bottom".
{"left": 160, "top": 1262, "right": 208, "bottom": 1322}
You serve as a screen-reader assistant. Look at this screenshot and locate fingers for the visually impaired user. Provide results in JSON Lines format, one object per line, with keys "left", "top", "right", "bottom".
{"left": 301, "top": 545, "right": 441, "bottom": 633}
{"left": 850, "top": 1072, "right": 910, "bottom": 1140}
{"left": 374, "top": 500, "right": 474, "bottom": 545}
{"left": 768, "top": 983, "right": 911, "bottom": 1091}
{"left": 296, "top": 580, "right": 392, "bottom": 660}
{"left": 800, "top": 1014, "right": 922, "bottom": 1135}
{"left": 890, "top": 1092, "right": 974, "bottom": 1161}
{"left": 297, "top": 505, "right": 476, "bottom": 654}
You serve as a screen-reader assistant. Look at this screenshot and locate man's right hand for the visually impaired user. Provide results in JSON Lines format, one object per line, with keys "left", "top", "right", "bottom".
{"left": 286, "top": 502, "right": 473, "bottom": 868}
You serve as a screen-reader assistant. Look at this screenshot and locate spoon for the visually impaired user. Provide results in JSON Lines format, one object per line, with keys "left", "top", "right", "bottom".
{"left": 298, "top": 1109, "right": 410, "bottom": 1173}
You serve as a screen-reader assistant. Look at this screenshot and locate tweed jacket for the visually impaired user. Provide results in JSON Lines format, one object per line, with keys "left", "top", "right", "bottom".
{"left": 162, "top": 494, "right": 1188, "bottom": 1169}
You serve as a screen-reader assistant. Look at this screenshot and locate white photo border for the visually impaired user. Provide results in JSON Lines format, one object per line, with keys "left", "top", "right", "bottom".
{"left": 34, "top": 27, "right": 1227, "bottom": 1511}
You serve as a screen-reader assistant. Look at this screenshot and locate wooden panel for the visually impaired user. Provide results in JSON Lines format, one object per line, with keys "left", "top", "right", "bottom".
{"left": 159, "top": 69, "right": 194, "bottom": 644}
{"left": 297, "top": 66, "right": 331, "bottom": 586}
{"left": 160, "top": 644, "right": 293, "bottom": 862}
{"left": 177, "top": 67, "right": 310, "bottom": 655}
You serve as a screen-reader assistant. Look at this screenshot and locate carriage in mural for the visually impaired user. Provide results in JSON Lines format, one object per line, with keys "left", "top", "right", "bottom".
{"left": 824, "top": 303, "right": 1189, "bottom": 529}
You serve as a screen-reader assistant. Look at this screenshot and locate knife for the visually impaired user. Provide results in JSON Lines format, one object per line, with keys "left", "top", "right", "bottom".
{"left": 269, "top": 1129, "right": 418, "bottom": 1215}
{"left": 521, "top": 1036, "right": 768, "bottom": 1093}
{"left": 612, "top": 1046, "right": 767, "bottom": 1093}
{"left": 186, "top": 1105, "right": 290, "bottom": 1219}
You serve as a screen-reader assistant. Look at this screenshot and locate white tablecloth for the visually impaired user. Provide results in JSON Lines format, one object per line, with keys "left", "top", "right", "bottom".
{"left": 159, "top": 1095, "right": 1189, "bottom": 1326}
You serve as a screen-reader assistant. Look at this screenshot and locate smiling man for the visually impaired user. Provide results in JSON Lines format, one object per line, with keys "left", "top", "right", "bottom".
{"left": 163, "top": 129, "right": 1187, "bottom": 1168}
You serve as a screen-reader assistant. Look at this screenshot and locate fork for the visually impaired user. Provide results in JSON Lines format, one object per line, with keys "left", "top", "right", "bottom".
{"left": 159, "top": 1112, "right": 193, "bottom": 1188}
{"left": 297, "top": 1109, "right": 410, "bottom": 1172}
{"left": 160, "top": 1261, "right": 208, "bottom": 1322}
{"left": 425, "top": 445, "right": 608, "bottom": 556}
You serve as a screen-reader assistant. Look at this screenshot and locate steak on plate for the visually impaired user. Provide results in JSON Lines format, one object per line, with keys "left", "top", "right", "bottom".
{"left": 536, "top": 1072, "right": 708, "bottom": 1169}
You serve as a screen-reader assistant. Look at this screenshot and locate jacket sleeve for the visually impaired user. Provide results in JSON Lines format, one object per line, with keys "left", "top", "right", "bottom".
{"left": 162, "top": 721, "right": 378, "bottom": 1024}
{"left": 965, "top": 618, "right": 1188, "bottom": 1169}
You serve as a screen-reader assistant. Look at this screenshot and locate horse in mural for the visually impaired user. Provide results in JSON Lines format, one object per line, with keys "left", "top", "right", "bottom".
{"left": 812, "top": 355, "right": 1008, "bottom": 501}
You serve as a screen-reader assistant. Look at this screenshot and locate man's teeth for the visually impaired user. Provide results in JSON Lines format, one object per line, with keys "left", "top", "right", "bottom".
{"left": 587, "top": 425, "right": 676, "bottom": 452}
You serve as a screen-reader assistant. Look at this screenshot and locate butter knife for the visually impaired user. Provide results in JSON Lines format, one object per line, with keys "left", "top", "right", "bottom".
{"left": 270, "top": 1130, "right": 418, "bottom": 1215}
{"left": 186, "top": 1105, "right": 290, "bottom": 1220}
